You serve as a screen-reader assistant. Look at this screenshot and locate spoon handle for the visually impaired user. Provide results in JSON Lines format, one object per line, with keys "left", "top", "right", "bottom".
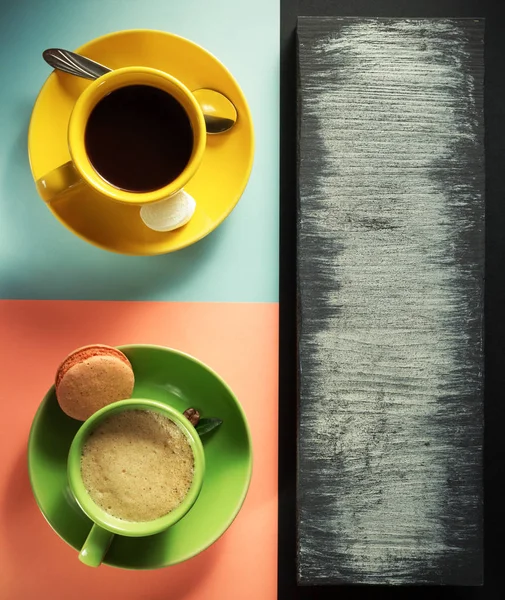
{"left": 43, "top": 48, "right": 111, "bottom": 80}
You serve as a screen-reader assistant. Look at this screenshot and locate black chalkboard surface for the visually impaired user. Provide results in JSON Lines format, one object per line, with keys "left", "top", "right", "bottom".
{"left": 297, "top": 17, "right": 484, "bottom": 586}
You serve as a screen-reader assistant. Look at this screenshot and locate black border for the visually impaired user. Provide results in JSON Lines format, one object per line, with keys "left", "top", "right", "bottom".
{"left": 279, "top": 0, "right": 505, "bottom": 597}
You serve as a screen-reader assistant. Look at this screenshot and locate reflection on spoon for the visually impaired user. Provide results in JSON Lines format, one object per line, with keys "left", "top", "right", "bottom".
{"left": 193, "top": 89, "right": 238, "bottom": 134}
{"left": 42, "top": 48, "right": 237, "bottom": 134}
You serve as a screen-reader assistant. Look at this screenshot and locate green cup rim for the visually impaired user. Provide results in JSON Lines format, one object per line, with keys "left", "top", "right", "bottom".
{"left": 67, "top": 398, "right": 205, "bottom": 537}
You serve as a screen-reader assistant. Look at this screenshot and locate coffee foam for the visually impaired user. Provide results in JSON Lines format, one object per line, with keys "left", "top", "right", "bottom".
{"left": 81, "top": 410, "right": 194, "bottom": 522}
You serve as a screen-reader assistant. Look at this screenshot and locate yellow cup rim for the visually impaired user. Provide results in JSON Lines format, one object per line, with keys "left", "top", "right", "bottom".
{"left": 68, "top": 66, "right": 206, "bottom": 205}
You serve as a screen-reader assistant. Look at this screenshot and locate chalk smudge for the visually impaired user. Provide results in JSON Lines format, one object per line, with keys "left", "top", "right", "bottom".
{"left": 297, "top": 18, "right": 484, "bottom": 585}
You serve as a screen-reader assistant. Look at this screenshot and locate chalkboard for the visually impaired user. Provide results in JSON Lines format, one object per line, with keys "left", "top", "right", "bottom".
{"left": 297, "top": 17, "right": 484, "bottom": 585}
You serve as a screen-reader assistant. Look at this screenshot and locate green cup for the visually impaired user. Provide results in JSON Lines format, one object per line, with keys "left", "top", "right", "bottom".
{"left": 67, "top": 398, "right": 205, "bottom": 567}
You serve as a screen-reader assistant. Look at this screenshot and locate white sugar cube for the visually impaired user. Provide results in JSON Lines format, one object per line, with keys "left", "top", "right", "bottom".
{"left": 140, "top": 191, "right": 196, "bottom": 232}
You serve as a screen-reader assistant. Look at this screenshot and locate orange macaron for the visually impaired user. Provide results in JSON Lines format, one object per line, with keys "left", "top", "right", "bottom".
{"left": 55, "top": 344, "right": 135, "bottom": 421}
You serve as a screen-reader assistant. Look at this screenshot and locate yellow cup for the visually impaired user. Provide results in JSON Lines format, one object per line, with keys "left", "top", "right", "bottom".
{"left": 36, "top": 67, "right": 206, "bottom": 207}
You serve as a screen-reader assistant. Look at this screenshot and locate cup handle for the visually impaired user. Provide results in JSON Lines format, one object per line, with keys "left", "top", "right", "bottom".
{"left": 36, "top": 161, "right": 85, "bottom": 203}
{"left": 79, "top": 523, "right": 115, "bottom": 567}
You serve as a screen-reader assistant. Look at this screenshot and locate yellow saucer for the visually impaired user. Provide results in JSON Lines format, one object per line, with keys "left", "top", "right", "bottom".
{"left": 28, "top": 30, "right": 254, "bottom": 255}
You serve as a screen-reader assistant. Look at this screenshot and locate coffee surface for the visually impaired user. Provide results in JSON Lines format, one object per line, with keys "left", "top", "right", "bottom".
{"left": 85, "top": 85, "right": 193, "bottom": 193}
{"left": 81, "top": 409, "right": 194, "bottom": 522}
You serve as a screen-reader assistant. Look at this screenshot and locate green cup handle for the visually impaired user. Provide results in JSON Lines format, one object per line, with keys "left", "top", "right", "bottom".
{"left": 79, "top": 524, "right": 115, "bottom": 567}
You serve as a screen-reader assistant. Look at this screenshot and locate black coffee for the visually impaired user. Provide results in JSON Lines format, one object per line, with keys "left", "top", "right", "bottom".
{"left": 85, "top": 85, "right": 193, "bottom": 193}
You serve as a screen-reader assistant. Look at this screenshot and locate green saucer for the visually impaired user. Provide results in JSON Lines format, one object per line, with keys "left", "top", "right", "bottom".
{"left": 28, "top": 345, "right": 253, "bottom": 569}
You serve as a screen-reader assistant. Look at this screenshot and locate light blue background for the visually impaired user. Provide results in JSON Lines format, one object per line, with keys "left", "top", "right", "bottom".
{"left": 0, "top": 0, "right": 279, "bottom": 302}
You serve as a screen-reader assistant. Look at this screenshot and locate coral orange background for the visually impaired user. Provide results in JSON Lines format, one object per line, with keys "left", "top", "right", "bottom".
{"left": 0, "top": 300, "right": 278, "bottom": 600}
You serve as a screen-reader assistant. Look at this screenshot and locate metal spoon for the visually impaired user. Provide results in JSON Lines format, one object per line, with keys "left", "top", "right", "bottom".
{"left": 42, "top": 48, "right": 237, "bottom": 134}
